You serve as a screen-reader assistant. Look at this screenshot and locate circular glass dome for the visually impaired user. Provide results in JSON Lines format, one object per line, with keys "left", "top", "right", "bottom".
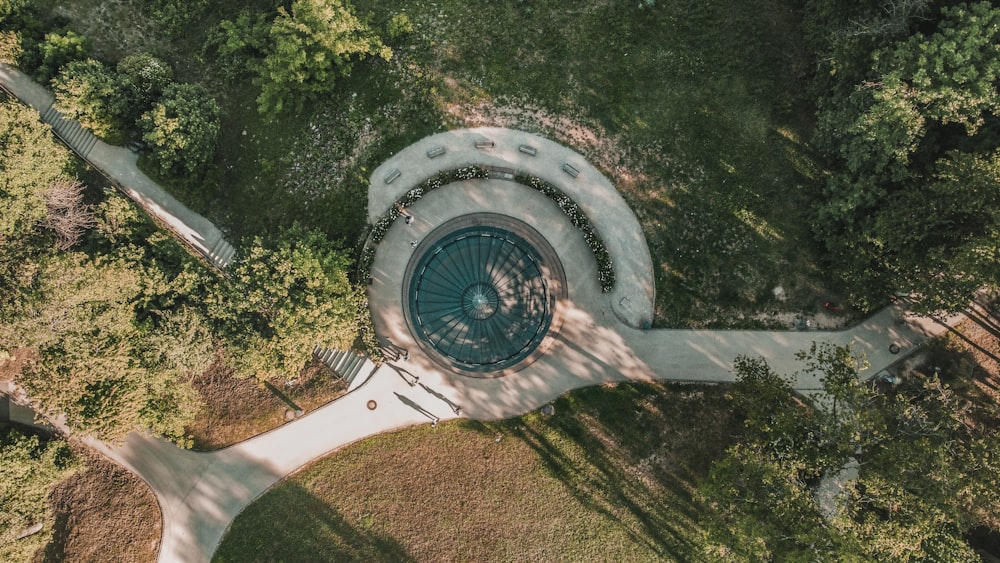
{"left": 407, "top": 222, "right": 556, "bottom": 372}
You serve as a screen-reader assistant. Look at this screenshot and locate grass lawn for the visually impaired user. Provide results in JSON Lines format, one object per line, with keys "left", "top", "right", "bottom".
{"left": 48, "top": 0, "right": 841, "bottom": 329}
{"left": 214, "top": 382, "right": 741, "bottom": 561}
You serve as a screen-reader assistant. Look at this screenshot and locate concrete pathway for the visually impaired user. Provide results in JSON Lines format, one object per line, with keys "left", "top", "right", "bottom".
{"left": 14, "top": 123, "right": 965, "bottom": 562}
{"left": 370, "top": 127, "right": 655, "bottom": 329}
{"left": 0, "top": 63, "right": 236, "bottom": 269}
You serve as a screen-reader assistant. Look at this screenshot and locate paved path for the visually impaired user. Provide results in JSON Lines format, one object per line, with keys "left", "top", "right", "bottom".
{"left": 12, "top": 123, "right": 964, "bottom": 562}
{"left": 0, "top": 63, "right": 236, "bottom": 268}
{"left": 370, "top": 127, "right": 655, "bottom": 329}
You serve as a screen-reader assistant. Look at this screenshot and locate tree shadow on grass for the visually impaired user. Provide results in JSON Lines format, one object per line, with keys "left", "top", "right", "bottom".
{"left": 214, "top": 482, "right": 414, "bottom": 563}
{"left": 478, "top": 381, "right": 739, "bottom": 562}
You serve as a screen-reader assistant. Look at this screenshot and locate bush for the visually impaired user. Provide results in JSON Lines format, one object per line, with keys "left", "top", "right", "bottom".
{"left": 116, "top": 52, "right": 172, "bottom": 124}
{"left": 387, "top": 13, "right": 413, "bottom": 40}
{"left": 35, "top": 30, "right": 90, "bottom": 83}
{"left": 51, "top": 58, "right": 122, "bottom": 139}
{"left": 140, "top": 82, "right": 221, "bottom": 178}
{"left": 0, "top": 428, "right": 79, "bottom": 563}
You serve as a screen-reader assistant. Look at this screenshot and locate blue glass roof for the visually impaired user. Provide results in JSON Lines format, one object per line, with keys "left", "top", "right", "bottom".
{"left": 408, "top": 225, "right": 553, "bottom": 372}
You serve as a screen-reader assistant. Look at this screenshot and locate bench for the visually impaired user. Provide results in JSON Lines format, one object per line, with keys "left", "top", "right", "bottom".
{"left": 426, "top": 146, "right": 446, "bottom": 158}
{"left": 561, "top": 163, "right": 580, "bottom": 178}
{"left": 474, "top": 139, "right": 495, "bottom": 149}
{"left": 383, "top": 168, "right": 401, "bottom": 184}
{"left": 518, "top": 144, "right": 538, "bottom": 156}
{"left": 487, "top": 165, "right": 516, "bottom": 180}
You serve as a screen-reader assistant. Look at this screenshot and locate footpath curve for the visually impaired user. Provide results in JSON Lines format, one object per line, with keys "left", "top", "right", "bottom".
{"left": 0, "top": 62, "right": 236, "bottom": 268}
{"left": 370, "top": 127, "right": 655, "bottom": 329}
{"left": 0, "top": 103, "right": 967, "bottom": 563}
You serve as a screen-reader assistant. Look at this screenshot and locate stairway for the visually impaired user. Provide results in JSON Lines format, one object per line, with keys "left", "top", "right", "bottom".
{"left": 206, "top": 236, "right": 237, "bottom": 270}
{"left": 312, "top": 346, "right": 377, "bottom": 392}
{"left": 40, "top": 103, "right": 99, "bottom": 159}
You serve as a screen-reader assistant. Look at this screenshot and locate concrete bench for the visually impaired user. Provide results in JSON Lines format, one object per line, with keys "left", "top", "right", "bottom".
{"left": 426, "top": 146, "right": 446, "bottom": 158}
{"left": 487, "top": 165, "right": 516, "bottom": 180}
{"left": 518, "top": 144, "right": 538, "bottom": 156}
{"left": 561, "top": 163, "right": 580, "bottom": 178}
{"left": 383, "top": 168, "right": 401, "bottom": 184}
{"left": 474, "top": 139, "right": 495, "bottom": 149}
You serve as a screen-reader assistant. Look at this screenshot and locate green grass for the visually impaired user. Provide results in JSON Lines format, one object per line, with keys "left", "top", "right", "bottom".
{"left": 214, "top": 382, "right": 742, "bottom": 562}
{"left": 49, "top": 0, "right": 842, "bottom": 328}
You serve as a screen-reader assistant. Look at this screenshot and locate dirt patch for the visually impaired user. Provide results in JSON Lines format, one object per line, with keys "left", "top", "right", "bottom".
{"left": 186, "top": 354, "right": 349, "bottom": 450}
{"left": 40, "top": 443, "right": 160, "bottom": 563}
{"left": 0, "top": 347, "right": 37, "bottom": 383}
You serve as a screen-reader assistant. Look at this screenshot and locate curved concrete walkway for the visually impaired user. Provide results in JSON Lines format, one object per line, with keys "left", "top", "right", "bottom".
{"left": 7, "top": 119, "right": 964, "bottom": 562}
{"left": 0, "top": 62, "right": 236, "bottom": 268}
{"left": 370, "top": 127, "right": 655, "bottom": 329}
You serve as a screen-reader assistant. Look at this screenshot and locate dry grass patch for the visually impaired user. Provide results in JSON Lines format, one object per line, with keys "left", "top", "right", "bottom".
{"left": 215, "top": 382, "right": 742, "bottom": 561}
{"left": 40, "top": 443, "right": 160, "bottom": 563}
{"left": 186, "top": 355, "right": 348, "bottom": 450}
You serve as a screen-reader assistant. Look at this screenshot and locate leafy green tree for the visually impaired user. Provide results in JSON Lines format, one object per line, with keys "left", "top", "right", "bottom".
{"left": 0, "top": 428, "right": 79, "bottom": 562}
{"left": 35, "top": 30, "right": 90, "bottom": 83}
{"left": 0, "top": 0, "right": 28, "bottom": 25}
{"left": 813, "top": 2, "right": 1000, "bottom": 312}
{"left": 116, "top": 52, "right": 172, "bottom": 124}
{"left": 208, "top": 9, "right": 272, "bottom": 79}
{"left": 0, "top": 99, "right": 70, "bottom": 241}
{"left": 700, "top": 344, "right": 1000, "bottom": 561}
{"left": 51, "top": 58, "right": 122, "bottom": 139}
{"left": 209, "top": 224, "right": 360, "bottom": 379}
{"left": 139, "top": 82, "right": 221, "bottom": 178}
{"left": 146, "top": 0, "right": 208, "bottom": 36}
{"left": 255, "top": 0, "right": 391, "bottom": 116}
{"left": 15, "top": 254, "right": 205, "bottom": 444}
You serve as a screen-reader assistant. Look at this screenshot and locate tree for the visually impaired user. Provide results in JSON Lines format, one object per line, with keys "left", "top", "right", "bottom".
{"left": 0, "top": 428, "right": 79, "bottom": 562}
{"left": 700, "top": 344, "right": 1000, "bottom": 561}
{"left": 0, "top": 99, "right": 70, "bottom": 241}
{"left": 813, "top": 2, "right": 1000, "bottom": 312}
{"left": 139, "top": 82, "right": 221, "bottom": 178}
{"left": 146, "top": 0, "right": 208, "bottom": 36}
{"left": 35, "top": 30, "right": 90, "bottom": 83}
{"left": 51, "top": 58, "right": 122, "bottom": 138}
{"left": 255, "top": 0, "right": 391, "bottom": 116}
{"left": 116, "top": 52, "right": 172, "bottom": 124}
{"left": 209, "top": 224, "right": 360, "bottom": 380}
{"left": 208, "top": 9, "right": 271, "bottom": 79}
{"left": 43, "top": 178, "right": 94, "bottom": 250}
{"left": 14, "top": 254, "right": 204, "bottom": 444}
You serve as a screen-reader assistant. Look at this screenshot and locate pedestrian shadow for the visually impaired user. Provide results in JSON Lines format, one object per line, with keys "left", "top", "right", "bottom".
{"left": 385, "top": 363, "right": 418, "bottom": 386}
{"left": 393, "top": 392, "right": 439, "bottom": 424}
{"left": 418, "top": 382, "right": 461, "bottom": 414}
{"left": 378, "top": 338, "right": 407, "bottom": 362}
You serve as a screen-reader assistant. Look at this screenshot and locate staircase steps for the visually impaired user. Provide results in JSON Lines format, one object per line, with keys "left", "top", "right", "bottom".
{"left": 40, "top": 104, "right": 99, "bottom": 158}
{"left": 312, "top": 346, "right": 377, "bottom": 391}
{"left": 207, "top": 237, "right": 237, "bottom": 269}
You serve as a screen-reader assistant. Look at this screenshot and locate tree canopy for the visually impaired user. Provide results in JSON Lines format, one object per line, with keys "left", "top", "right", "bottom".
{"left": 51, "top": 58, "right": 121, "bottom": 139}
{"left": 208, "top": 223, "right": 360, "bottom": 380}
{"left": 812, "top": 2, "right": 1000, "bottom": 312}
{"left": 0, "top": 428, "right": 79, "bottom": 562}
{"left": 139, "top": 82, "right": 221, "bottom": 178}
{"left": 254, "top": 0, "right": 391, "bottom": 116}
{"left": 700, "top": 344, "right": 1000, "bottom": 561}
{"left": 0, "top": 98, "right": 70, "bottom": 241}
